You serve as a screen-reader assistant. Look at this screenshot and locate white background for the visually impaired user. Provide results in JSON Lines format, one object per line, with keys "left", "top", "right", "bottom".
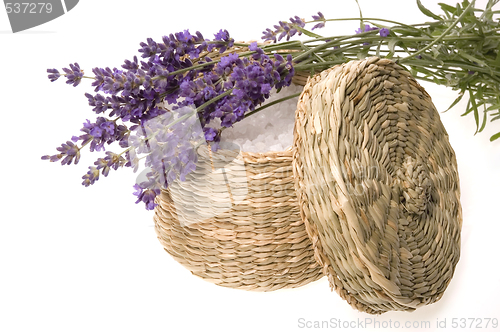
{"left": 1, "top": 0, "right": 499, "bottom": 331}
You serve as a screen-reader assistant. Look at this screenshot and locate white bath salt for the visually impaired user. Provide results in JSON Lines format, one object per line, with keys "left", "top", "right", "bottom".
{"left": 221, "top": 83, "right": 302, "bottom": 153}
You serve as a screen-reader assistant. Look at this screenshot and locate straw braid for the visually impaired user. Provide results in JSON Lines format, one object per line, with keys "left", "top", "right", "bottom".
{"left": 293, "top": 57, "right": 462, "bottom": 313}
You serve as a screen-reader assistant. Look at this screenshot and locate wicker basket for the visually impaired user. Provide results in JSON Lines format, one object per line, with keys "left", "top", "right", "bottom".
{"left": 153, "top": 145, "right": 324, "bottom": 291}
{"left": 153, "top": 56, "right": 462, "bottom": 312}
{"left": 293, "top": 57, "right": 462, "bottom": 313}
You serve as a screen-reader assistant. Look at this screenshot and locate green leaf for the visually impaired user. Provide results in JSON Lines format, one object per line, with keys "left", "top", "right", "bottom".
{"left": 439, "top": 2, "right": 458, "bottom": 14}
{"left": 412, "top": 66, "right": 436, "bottom": 77}
{"left": 295, "top": 26, "right": 323, "bottom": 39}
{"left": 455, "top": 2, "right": 463, "bottom": 17}
{"left": 386, "top": 38, "right": 401, "bottom": 58}
{"left": 444, "top": 91, "right": 465, "bottom": 112}
{"left": 388, "top": 38, "right": 400, "bottom": 52}
{"left": 486, "top": 103, "right": 500, "bottom": 111}
{"left": 469, "top": 89, "right": 480, "bottom": 134}
{"left": 483, "top": 38, "right": 499, "bottom": 53}
{"left": 494, "top": 48, "right": 500, "bottom": 67}
{"left": 458, "top": 50, "right": 488, "bottom": 67}
{"left": 420, "top": 54, "right": 445, "bottom": 66}
{"left": 357, "top": 49, "right": 369, "bottom": 60}
{"left": 431, "top": 28, "right": 445, "bottom": 37}
{"left": 478, "top": 106, "right": 488, "bottom": 132}
{"left": 491, "top": 113, "right": 500, "bottom": 121}
{"left": 417, "top": 0, "right": 442, "bottom": 20}
{"left": 376, "top": 41, "right": 382, "bottom": 58}
{"left": 462, "top": 98, "right": 473, "bottom": 116}
{"left": 390, "top": 27, "right": 423, "bottom": 37}
{"left": 490, "top": 132, "right": 500, "bottom": 141}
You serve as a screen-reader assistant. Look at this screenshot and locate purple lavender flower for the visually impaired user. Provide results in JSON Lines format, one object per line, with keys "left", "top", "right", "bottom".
{"left": 133, "top": 183, "right": 142, "bottom": 196}
{"left": 90, "top": 126, "right": 103, "bottom": 138}
{"left": 380, "top": 28, "right": 390, "bottom": 37}
{"left": 41, "top": 140, "right": 80, "bottom": 165}
{"left": 355, "top": 25, "right": 380, "bottom": 45}
{"left": 122, "top": 56, "right": 139, "bottom": 71}
{"left": 100, "top": 121, "right": 115, "bottom": 135}
{"left": 203, "top": 127, "right": 218, "bottom": 141}
{"left": 174, "top": 41, "right": 294, "bottom": 132}
{"left": 249, "top": 42, "right": 264, "bottom": 58}
{"left": 133, "top": 177, "right": 161, "bottom": 210}
{"left": 82, "top": 166, "right": 100, "bottom": 187}
{"left": 138, "top": 38, "right": 160, "bottom": 61}
{"left": 355, "top": 24, "right": 379, "bottom": 34}
{"left": 262, "top": 29, "right": 277, "bottom": 43}
{"left": 209, "top": 29, "right": 234, "bottom": 53}
{"left": 135, "top": 187, "right": 160, "bottom": 210}
{"left": 69, "top": 117, "right": 129, "bottom": 153}
{"left": 262, "top": 16, "right": 305, "bottom": 42}
{"left": 311, "top": 12, "right": 326, "bottom": 30}
{"left": 312, "top": 12, "right": 325, "bottom": 21}
{"left": 94, "top": 151, "right": 126, "bottom": 176}
{"left": 85, "top": 93, "right": 109, "bottom": 114}
{"left": 62, "top": 63, "right": 84, "bottom": 87}
{"left": 47, "top": 69, "right": 61, "bottom": 82}
{"left": 198, "top": 43, "right": 294, "bottom": 129}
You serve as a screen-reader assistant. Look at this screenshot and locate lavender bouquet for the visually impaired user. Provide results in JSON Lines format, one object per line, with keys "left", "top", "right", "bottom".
{"left": 42, "top": 0, "right": 500, "bottom": 210}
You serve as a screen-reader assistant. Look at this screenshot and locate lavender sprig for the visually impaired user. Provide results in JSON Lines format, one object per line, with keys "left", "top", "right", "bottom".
{"left": 262, "top": 16, "right": 306, "bottom": 42}
{"left": 266, "top": 1, "right": 500, "bottom": 141}
{"left": 41, "top": 140, "right": 80, "bottom": 165}
{"left": 43, "top": 30, "right": 294, "bottom": 210}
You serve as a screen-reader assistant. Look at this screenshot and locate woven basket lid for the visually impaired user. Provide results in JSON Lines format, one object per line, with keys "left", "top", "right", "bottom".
{"left": 292, "top": 57, "right": 462, "bottom": 314}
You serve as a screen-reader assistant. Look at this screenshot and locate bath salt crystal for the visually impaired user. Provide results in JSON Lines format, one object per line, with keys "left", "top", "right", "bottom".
{"left": 268, "top": 144, "right": 283, "bottom": 151}
{"left": 221, "top": 83, "right": 302, "bottom": 153}
{"left": 255, "top": 142, "right": 266, "bottom": 151}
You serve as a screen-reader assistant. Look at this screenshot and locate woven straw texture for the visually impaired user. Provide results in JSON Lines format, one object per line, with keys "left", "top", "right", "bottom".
{"left": 153, "top": 144, "right": 323, "bottom": 291}
{"left": 293, "top": 57, "right": 462, "bottom": 314}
